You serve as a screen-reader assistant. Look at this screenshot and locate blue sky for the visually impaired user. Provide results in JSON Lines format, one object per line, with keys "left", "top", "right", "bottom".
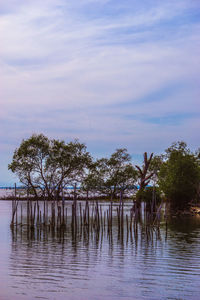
{"left": 0, "top": 0, "right": 200, "bottom": 185}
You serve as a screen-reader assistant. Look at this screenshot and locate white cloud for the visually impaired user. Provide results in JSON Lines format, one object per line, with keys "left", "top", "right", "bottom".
{"left": 0, "top": 0, "right": 200, "bottom": 183}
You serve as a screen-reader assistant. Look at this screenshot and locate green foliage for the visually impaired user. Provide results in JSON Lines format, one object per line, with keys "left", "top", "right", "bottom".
{"left": 158, "top": 141, "right": 200, "bottom": 210}
{"left": 103, "top": 149, "right": 137, "bottom": 197}
{"left": 82, "top": 149, "right": 137, "bottom": 198}
{"left": 136, "top": 186, "right": 161, "bottom": 203}
{"left": 8, "top": 134, "right": 91, "bottom": 199}
{"left": 149, "top": 155, "right": 163, "bottom": 176}
{"left": 8, "top": 134, "right": 50, "bottom": 198}
{"left": 81, "top": 161, "right": 104, "bottom": 195}
{"left": 9, "top": 135, "right": 199, "bottom": 206}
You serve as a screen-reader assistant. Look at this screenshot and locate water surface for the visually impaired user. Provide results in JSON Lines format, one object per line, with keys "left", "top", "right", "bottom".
{"left": 1, "top": 200, "right": 200, "bottom": 300}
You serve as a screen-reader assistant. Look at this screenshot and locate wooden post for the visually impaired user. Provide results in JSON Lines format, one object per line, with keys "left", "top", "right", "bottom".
{"left": 43, "top": 201, "right": 46, "bottom": 226}
{"left": 27, "top": 201, "right": 29, "bottom": 227}
{"left": 21, "top": 204, "right": 22, "bottom": 225}
{"left": 62, "top": 184, "right": 64, "bottom": 203}
{"left": 126, "top": 214, "right": 129, "bottom": 233}
{"left": 33, "top": 203, "right": 36, "bottom": 226}
{"left": 120, "top": 190, "right": 124, "bottom": 230}
{"left": 110, "top": 193, "right": 113, "bottom": 227}
{"left": 62, "top": 201, "right": 65, "bottom": 226}
{"left": 79, "top": 203, "right": 82, "bottom": 227}
{"left": 65, "top": 208, "right": 68, "bottom": 225}
{"left": 14, "top": 183, "right": 17, "bottom": 200}
{"left": 74, "top": 183, "right": 77, "bottom": 229}
{"left": 15, "top": 203, "right": 18, "bottom": 226}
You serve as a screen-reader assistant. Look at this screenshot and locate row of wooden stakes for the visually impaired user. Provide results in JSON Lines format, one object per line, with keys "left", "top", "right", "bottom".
{"left": 11, "top": 197, "right": 163, "bottom": 236}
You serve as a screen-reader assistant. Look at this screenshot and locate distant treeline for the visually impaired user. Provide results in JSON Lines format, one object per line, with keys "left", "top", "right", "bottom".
{"left": 8, "top": 134, "right": 200, "bottom": 210}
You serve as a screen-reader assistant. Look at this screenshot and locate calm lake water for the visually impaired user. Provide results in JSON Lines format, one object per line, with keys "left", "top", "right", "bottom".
{"left": 1, "top": 200, "right": 200, "bottom": 300}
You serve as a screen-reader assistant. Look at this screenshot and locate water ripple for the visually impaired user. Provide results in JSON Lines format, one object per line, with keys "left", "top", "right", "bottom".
{"left": 1, "top": 201, "right": 200, "bottom": 299}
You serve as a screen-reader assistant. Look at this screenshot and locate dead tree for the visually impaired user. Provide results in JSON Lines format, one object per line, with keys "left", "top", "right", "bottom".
{"left": 135, "top": 152, "right": 154, "bottom": 203}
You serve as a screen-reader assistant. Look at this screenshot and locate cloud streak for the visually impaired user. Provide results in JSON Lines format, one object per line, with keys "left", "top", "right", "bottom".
{"left": 0, "top": 0, "right": 200, "bottom": 184}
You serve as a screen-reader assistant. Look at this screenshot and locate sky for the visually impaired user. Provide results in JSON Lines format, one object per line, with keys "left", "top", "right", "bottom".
{"left": 0, "top": 0, "right": 200, "bottom": 185}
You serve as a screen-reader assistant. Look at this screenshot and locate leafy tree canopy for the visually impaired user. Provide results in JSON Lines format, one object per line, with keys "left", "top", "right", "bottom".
{"left": 8, "top": 134, "right": 91, "bottom": 199}
{"left": 158, "top": 141, "right": 200, "bottom": 210}
{"left": 82, "top": 149, "right": 137, "bottom": 198}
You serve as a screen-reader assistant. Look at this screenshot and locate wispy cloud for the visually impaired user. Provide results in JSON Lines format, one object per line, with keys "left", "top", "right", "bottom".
{"left": 0, "top": 0, "right": 200, "bottom": 184}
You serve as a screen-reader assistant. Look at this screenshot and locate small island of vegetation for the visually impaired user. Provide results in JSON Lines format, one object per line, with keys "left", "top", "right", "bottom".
{"left": 7, "top": 134, "right": 200, "bottom": 215}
